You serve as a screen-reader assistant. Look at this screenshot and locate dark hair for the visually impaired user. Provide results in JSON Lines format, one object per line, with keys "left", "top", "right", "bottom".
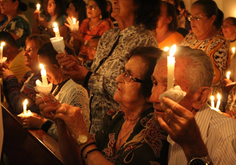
{"left": 130, "top": 47, "right": 162, "bottom": 99}
{"left": 215, "top": 8, "right": 224, "bottom": 30}
{"left": 192, "top": 0, "right": 220, "bottom": 30}
{"left": 0, "top": 32, "right": 18, "bottom": 48}
{"left": 162, "top": 1, "right": 178, "bottom": 31}
{"left": 134, "top": 0, "right": 161, "bottom": 30}
{"left": 53, "top": 0, "right": 66, "bottom": 18}
{"left": 70, "top": 0, "right": 87, "bottom": 26}
{"left": 225, "top": 17, "right": 236, "bottom": 25}
{"left": 179, "top": 0, "right": 186, "bottom": 10}
{"left": 93, "top": 0, "right": 109, "bottom": 19}
{"left": 12, "top": 0, "right": 27, "bottom": 12}
{"left": 25, "top": 34, "right": 50, "bottom": 49}
{"left": 38, "top": 42, "right": 75, "bottom": 67}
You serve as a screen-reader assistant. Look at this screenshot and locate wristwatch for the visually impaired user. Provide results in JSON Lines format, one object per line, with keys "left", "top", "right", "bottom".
{"left": 188, "top": 155, "right": 212, "bottom": 165}
{"left": 76, "top": 134, "right": 89, "bottom": 146}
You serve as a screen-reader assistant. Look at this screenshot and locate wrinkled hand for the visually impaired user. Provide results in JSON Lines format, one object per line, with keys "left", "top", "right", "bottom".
{"left": 0, "top": 64, "right": 14, "bottom": 79}
{"left": 21, "top": 112, "right": 47, "bottom": 129}
{"left": 65, "top": 17, "right": 79, "bottom": 32}
{"left": 54, "top": 103, "right": 88, "bottom": 138}
{"left": 35, "top": 94, "right": 60, "bottom": 120}
{"left": 157, "top": 97, "right": 208, "bottom": 160}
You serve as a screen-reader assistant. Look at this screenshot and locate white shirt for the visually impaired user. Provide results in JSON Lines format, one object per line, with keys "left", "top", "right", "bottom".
{"left": 168, "top": 104, "right": 236, "bottom": 165}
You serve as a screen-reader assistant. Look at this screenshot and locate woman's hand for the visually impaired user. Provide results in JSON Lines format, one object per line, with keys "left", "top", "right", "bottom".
{"left": 54, "top": 103, "right": 88, "bottom": 138}
{"left": 21, "top": 112, "right": 47, "bottom": 129}
{"left": 65, "top": 17, "right": 79, "bottom": 32}
{"left": 38, "top": 17, "right": 48, "bottom": 28}
{"left": 35, "top": 94, "right": 60, "bottom": 120}
{"left": 0, "top": 63, "right": 14, "bottom": 80}
{"left": 33, "top": 9, "right": 40, "bottom": 21}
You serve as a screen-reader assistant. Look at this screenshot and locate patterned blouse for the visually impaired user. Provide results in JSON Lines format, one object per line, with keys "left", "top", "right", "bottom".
{"left": 181, "top": 32, "right": 230, "bottom": 95}
{"left": 79, "top": 18, "right": 113, "bottom": 61}
{"left": 87, "top": 25, "right": 158, "bottom": 134}
{"left": 95, "top": 108, "right": 168, "bottom": 165}
{"left": 0, "top": 14, "right": 31, "bottom": 50}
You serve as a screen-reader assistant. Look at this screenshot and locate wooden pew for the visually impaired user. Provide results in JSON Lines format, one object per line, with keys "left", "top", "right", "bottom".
{"left": 2, "top": 103, "right": 63, "bottom": 165}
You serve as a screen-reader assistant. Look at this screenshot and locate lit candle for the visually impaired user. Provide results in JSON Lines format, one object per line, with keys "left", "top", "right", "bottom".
{"left": 72, "top": 17, "right": 78, "bottom": 31}
{"left": 226, "top": 71, "right": 231, "bottom": 80}
{"left": 36, "top": 3, "right": 41, "bottom": 18}
{"left": 53, "top": 22, "right": 60, "bottom": 38}
{"left": 210, "top": 95, "right": 215, "bottom": 108}
{"left": 0, "top": 42, "right": 5, "bottom": 62}
{"left": 167, "top": 44, "right": 176, "bottom": 90}
{"left": 23, "top": 99, "right": 28, "bottom": 114}
{"left": 163, "top": 46, "right": 169, "bottom": 52}
{"left": 39, "top": 64, "right": 48, "bottom": 86}
{"left": 232, "top": 47, "right": 235, "bottom": 55}
{"left": 215, "top": 93, "right": 221, "bottom": 110}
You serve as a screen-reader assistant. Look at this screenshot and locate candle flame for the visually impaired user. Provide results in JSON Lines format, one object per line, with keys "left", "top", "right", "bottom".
{"left": 23, "top": 99, "right": 28, "bottom": 106}
{"left": 232, "top": 47, "right": 235, "bottom": 54}
{"left": 53, "top": 22, "right": 58, "bottom": 28}
{"left": 39, "top": 63, "right": 45, "bottom": 70}
{"left": 210, "top": 95, "right": 214, "bottom": 101}
{"left": 163, "top": 47, "right": 169, "bottom": 52}
{"left": 226, "top": 71, "right": 231, "bottom": 79}
{"left": 169, "top": 44, "right": 176, "bottom": 57}
{"left": 36, "top": 3, "right": 41, "bottom": 11}
{"left": 1, "top": 42, "right": 5, "bottom": 47}
{"left": 217, "top": 93, "right": 221, "bottom": 100}
{"left": 72, "top": 17, "right": 76, "bottom": 24}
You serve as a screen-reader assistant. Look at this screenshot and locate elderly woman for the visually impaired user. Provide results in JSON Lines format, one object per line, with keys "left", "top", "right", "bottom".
{"left": 36, "top": 47, "right": 168, "bottom": 165}
{"left": 0, "top": 0, "right": 31, "bottom": 50}
{"left": 21, "top": 42, "right": 90, "bottom": 140}
{"left": 181, "top": 0, "right": 230, "bottom": 97}
{"left": 57, "top": 0, "right": 161, "bottom": 135}
{"left": 155, "top": 1, "right": 184, "bottom": 49}
{"left": 0, "top": 34, "right": 50, "bottom": 114}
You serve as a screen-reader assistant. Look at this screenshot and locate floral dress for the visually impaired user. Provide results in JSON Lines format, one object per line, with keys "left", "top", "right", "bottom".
{"left": 95, "top": 108, "right": 169, "bottom": 165}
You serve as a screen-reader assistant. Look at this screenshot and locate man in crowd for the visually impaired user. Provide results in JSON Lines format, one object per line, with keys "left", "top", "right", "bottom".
{"left": 150, "top": 46, "right": 236, "bottom": 164}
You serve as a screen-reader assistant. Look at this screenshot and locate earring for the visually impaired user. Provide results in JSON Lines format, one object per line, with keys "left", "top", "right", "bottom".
{"left": 100, "top": 14, "right": 102, "bottom": 19}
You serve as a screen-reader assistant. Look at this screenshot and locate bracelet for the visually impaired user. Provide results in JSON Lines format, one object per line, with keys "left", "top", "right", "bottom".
{"left": 81, "top": 142, "right": 96, "bottom": 155}
{"left": 84, "top": 148, "right": 100, "bottom": 159}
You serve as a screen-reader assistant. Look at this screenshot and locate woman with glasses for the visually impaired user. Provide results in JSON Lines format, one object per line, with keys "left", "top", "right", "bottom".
{"left": 155, "top": 1, "right": 184, "bottom": 49}
{"left": 65, "top": 0, "right": 112, "bottom": 61}
{"left": 36, "top": 47, "right": 168, "bottom": 165}
{"left": 0, "top": 34, "right": 50, "bottom": 114}
{"left": 0, "top": 0, "right": 31, "bottom": 50}
{"left": 181, "top": 0, "right": 230, "bottom": 98}
{"left": 32, "top": 0, "right": 68, "bottom": 38}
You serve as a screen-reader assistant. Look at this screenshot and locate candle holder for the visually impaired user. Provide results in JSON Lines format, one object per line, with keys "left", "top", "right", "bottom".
{"left": 50, "top": 37, "right": 65, "bottom": 54}
{"left": 35, "top": 80, "right": 52, "bottom": 95}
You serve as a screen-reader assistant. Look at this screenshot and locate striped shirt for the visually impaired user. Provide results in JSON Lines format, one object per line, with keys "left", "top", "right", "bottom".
{"left": 168, "top": 104, "right": 236, "bottom": 165}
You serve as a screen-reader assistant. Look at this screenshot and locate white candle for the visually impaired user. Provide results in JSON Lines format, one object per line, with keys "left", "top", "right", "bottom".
{"left": 0, "top": 42, "right": 5, "bottom": 62}
{"left": 210, "top": 95, "right": 215, "bottom": 108}
{"left": 36, "top": 3, "right": 41, "bottom": 18}
{"left": 39, "top": 64, "right": 48, "bottom": 86}
{"left": 167, "top": 44, "right": 176, "bottom": 90}
{"left": 232, "top": 47, "right": 235, "bottom": 54}
{"left": 226, "top": 71, "right": 231, "bottom": 80}
{"left": 23, "top": 99, "right": 28, "bottom": 114}
{"left": 216, "top": 93, "right": 221, "bottom": 110}
{"left": 72, "top": 17, "right": 78, "bottom": 31}
{"left": 53, "top": 22, "right": 60, "bottom": 38}
{"left": 163, "top": 46, "right": 169, "bottom": 52}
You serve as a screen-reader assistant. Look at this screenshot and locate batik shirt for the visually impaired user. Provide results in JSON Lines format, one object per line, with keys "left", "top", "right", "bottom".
{"left": 87, "top": 25, "right": 158, "bottom": 134}
{"left": 95, "top": 108, "right": 168, "bottom": 165}
{"left": 181, "top": 32, "right": 230, "bottom": 96}
{"left": 0, "top": 14, "right": 31, "bottom": 50}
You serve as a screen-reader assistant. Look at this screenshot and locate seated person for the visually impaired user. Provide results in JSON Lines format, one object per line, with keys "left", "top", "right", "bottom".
{"left": 0, "top": 32, "right": 31, "bottom": 82}
{"left": 22, "top": 42, "right": 90, "bottom": 141}
{"left": 0, "top": 34, "right": 50, "bottom": 114}
{"left": 155, "top": 1, "right": 184, "bottom": 49}
{"left": 36, "top": 47, "right": 169, "bottom": 164}
{"left": 150, "top": 46, "right": 236, "bottom": 164}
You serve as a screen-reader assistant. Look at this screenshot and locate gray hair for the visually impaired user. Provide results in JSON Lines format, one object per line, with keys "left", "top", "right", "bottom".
{"left": 158, "top": 46, "right": 214, "bottom": 93}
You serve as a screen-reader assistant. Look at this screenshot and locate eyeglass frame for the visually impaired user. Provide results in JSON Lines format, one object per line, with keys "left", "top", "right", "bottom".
{"left": 86, "top": 4, "right": 97, "bottom": 11}
{"left": 187, "top": 15, "right": 207, "bottom": 21}
{"left": 24, "top": 47, "right": 34, "bottom": 53}
{"left": 120, "top": 68, "right": 144, "bottom": 83}
{"left": 221, "top": 24, "right": 235, "bottom": 28}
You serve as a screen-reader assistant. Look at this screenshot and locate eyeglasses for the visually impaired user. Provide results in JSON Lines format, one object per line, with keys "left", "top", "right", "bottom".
{"left": 24, "top": 47, "right": 34, "bottom": 53}
{"left": 121, "top": 68, "right": 144, "bottom": 83}
{"left": 221, "top": 24, "right": 235, "bottom": 28}
{"left": 47, "top": 2, "right": 56, "bottom": 7}
{"left": 188, "top": 15, "right": 206, "bottom": 21}
{"left": 86, "top": 4, "right": 97, "bottom": 10}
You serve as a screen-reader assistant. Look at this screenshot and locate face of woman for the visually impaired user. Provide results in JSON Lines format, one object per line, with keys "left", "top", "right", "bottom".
{"left": 86, "top": 0, "right": 101, "bottom": 19}
{"left": 190, "top": 5, "right": 215, "bottom": 38}
{"left": 38, "top": 56, "right": 61, "bottom": 85}
{"left": 222, "top": 19, "right": 236, "bottom": 40}
{"left": 24, "top": 41, "right": 39, "bottom": 70}
{"left": 0, "top": 0, "right": 18, "bottom": 15}
{"left": 157, "top": 4, "right": 171, "bottom": 29}
{"left": 67, "top": 3, "right": 78, "bottom": 18}
{"left": 114, "top": 56, "right": 147, "bottom": 107}
{"left": 47, "top": 0, "right": 56, "bottom": 16}
{"left": 111, "top": 0, "right": 135, "bottom": 19}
